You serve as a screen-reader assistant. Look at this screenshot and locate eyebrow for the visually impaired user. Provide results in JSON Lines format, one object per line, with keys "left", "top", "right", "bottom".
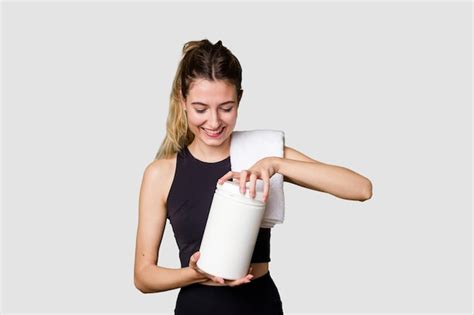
{"left": 191, "top": 101, "right": 235, "bottom": 106}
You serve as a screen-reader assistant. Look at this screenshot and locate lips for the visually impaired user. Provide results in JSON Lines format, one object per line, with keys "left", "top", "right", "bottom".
{"left": 202, "top": 127, "right": 225, "bottom": 136}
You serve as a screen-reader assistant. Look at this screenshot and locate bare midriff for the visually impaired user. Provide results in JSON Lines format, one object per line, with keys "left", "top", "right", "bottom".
{"left": 199, "top": 262, "right": 269, "bottom": 286}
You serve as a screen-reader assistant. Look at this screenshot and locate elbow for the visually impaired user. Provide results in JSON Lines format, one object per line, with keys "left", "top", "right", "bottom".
{"left": 134, "top": 273, "right": 165, "bottom": 294}
{"left": 134, "top": 272, "right": 152, "bottom": 294}
{"left": 135, "top": 280, "right": 153, "bottom": 294}
{"left": 359, "top": 180, "right": 373, "bottom": 201}
{"left": 134, "top": 277, "right": 147, "bottom": 294}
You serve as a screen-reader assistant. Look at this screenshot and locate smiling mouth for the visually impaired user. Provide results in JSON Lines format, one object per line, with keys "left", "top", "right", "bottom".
{"left": 201, "top": 127, "right": 225, "bottom": 136}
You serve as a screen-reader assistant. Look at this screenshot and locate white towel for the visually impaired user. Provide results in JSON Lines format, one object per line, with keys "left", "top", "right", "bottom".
{"left": 229, "top": 129, "right": 285, "bottom": 228}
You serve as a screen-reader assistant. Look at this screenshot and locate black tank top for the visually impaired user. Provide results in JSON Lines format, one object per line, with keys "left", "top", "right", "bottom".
{"left": 166, "top": 146, "right": 271, "bottom": 268}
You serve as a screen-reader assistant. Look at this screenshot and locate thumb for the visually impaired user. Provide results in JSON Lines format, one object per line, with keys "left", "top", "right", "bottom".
{"left": 192, "top": 251, "right": 200, "bottom": 262}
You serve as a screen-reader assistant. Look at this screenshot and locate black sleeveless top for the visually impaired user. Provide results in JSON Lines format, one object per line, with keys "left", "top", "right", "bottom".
{"left": 166, "top": 146, "right": 271, "bottom": 268}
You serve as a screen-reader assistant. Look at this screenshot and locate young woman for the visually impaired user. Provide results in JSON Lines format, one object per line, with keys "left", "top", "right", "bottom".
{"left": 134, "top": 39, "right": 373, "bottom": 314}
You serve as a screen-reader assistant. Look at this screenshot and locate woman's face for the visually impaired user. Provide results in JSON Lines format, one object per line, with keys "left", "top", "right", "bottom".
{"left": 181, "top": 78, "right": 240, "bottom": 147}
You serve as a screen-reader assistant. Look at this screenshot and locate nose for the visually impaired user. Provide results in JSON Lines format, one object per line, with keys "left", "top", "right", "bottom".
{"left": 208, "top": 109, "right": 222, "bottom": 129}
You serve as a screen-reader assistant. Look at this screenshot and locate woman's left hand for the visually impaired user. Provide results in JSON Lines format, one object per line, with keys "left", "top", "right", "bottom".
{"left": 217, "top": 157, "right": 279, "bottom": 203}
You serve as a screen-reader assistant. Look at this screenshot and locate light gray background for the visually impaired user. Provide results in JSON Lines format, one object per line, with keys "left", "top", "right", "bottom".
{"left": 2, "top": 1, "right": 472, "bottom": 314}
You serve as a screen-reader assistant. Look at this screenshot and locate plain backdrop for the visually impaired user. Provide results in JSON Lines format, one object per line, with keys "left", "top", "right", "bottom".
{"left": 2, "top": 1, "right": 472, "bottom": 314}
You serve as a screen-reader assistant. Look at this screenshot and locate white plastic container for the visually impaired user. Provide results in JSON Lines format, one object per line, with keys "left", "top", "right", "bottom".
{"left": 196, "top": 180, "right": 266, "bottom": 280}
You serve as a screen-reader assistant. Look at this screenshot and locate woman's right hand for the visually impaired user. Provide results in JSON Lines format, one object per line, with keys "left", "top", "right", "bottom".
{"left": 189, "top": 251, "right": 254, "bottom": 287}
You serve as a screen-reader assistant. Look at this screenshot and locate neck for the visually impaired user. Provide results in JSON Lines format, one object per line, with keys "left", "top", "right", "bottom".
{"left": 188, "top": 136, "right": 231, "bottom": 162}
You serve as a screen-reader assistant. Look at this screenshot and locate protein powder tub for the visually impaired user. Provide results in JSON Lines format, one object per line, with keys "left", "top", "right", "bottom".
{"left": 197, "top": 180, "right": 266, "bottom": 280}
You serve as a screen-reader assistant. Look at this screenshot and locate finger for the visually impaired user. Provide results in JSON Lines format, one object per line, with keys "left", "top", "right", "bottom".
{"left": 239, "top": 170, "right": 248, "bottom": 194}
{"left": 261, "top": 171, "right": 270, "bottom": 203}
{"left": 249, "top": 173, "right": 257, "bottom": 198}
{"left": 227, "top": 279, "right": 245, "bottom": 287}
{"left": 214, "top": 276, "right": 225, "bottom": 284}
{"left": 190, "top": 252, "right": 199, "bottom": 266}
{"left": 231, "top": 272, "right": 254, "bottom": 286}
{"left": 217, "top": 171, "right": 236, "bottom": 185}
{"left": 240, "top": 274, "right": 254, "bottom": 285}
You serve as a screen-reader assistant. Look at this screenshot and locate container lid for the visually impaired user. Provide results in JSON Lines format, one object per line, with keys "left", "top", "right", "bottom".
{"left": 216, "top": 180, "right": 266, "bottom": 204}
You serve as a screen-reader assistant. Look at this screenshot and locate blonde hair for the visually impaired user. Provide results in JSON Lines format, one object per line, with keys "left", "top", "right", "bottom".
{"left": 155, "top": 39, "right": 243, "bottom": 160}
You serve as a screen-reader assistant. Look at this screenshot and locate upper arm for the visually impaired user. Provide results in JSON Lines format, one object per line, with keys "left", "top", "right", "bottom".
{"left": 282, "top": 145, "right": 325, "bottom": 184}
{"left": 134, "top": 159, "right": 173, "bottom": 281}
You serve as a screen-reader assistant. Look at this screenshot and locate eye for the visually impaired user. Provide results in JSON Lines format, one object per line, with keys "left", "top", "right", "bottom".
{"left": 195, "top": 108, "right": 233, "bottom": 114}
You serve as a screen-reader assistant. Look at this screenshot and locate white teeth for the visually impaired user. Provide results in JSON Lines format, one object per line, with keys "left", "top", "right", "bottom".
{"left": 203, "top": 127, "right": 224, "bottom": 135}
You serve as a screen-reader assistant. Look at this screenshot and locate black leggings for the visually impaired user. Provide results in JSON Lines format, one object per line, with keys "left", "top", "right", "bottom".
{"left": 174, "top": 271, "right": 284, "bottom": 314}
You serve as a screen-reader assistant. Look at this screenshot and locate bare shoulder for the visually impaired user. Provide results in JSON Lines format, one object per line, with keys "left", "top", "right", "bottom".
{"left": 143, "top": 152, "right": 178, "bottom": 205}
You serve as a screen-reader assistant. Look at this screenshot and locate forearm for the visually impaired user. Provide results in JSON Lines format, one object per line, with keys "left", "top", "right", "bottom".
{"left": 136, "top": 265, "right": 207, "bottom": 293}
{"left": 274, "top": 157, "right": 372, "bottom": 201}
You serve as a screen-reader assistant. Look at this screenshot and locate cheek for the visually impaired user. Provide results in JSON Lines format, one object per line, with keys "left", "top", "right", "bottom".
{"left": 225, "top": 113, "right": 238, "bottom": 125}
{"left": 187, "top": 115, "right": 206, "bottom": 126}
